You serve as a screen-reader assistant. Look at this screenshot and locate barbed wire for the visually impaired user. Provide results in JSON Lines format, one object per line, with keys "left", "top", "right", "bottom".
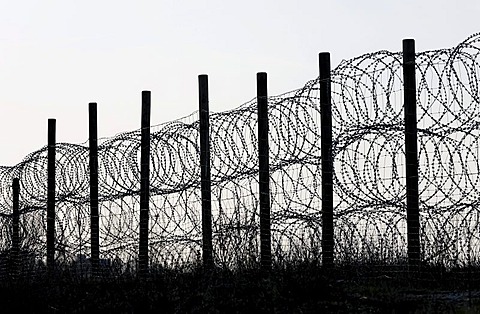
{"left": 1, "top": 33, "right": 480, "bottom": 272}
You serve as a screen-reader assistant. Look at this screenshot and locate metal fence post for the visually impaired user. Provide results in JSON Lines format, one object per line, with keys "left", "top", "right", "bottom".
{"left": 89, "top": 102, "right": 100, "bottom": 277}
{"left": 12, "top": 178, "right": 20, "bottom": 278}
{"left": 257, "top": 72, "right": 271, "bottom": 271}
{"left": 47, "top": 118, "right": 56, "bottom": 274}
{"left": 403, "top": 39, "right": 421, "bottom": 267}
{"left": 199, "top": 75, "right": 213, "bottom": 268}
{"left": 139, "top": 91, "right": 151, "bottom": 277}
{"left": 319, "top": 52, "right": 334, "bottom": 268}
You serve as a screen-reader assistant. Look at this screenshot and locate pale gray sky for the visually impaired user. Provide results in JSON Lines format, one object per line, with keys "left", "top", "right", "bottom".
{"left": 0, "top": 0, "right": 478, "bottom": 165}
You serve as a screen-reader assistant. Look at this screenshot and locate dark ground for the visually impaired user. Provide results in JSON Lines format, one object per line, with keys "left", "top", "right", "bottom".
{"left": 2, "top": 262, "right": 480, "bottom": 313}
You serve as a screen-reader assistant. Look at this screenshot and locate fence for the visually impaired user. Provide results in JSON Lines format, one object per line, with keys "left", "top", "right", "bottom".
{"left": 1, "top": 33, "right": 480, "bottom": 280}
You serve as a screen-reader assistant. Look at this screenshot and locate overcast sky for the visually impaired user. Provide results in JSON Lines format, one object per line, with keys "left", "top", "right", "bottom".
{"left": 0, "top": 0, "right": 478, "bottom": 166}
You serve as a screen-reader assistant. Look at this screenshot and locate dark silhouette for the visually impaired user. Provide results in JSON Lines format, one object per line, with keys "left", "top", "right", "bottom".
{"left": 403, "top": 39, "right": 421, "bottom": 267}
{"left": 199, "top": 74, "right": 213, "bottom": 268}
{"left": 0, "top": 34, "right": 479, "bottom": 312}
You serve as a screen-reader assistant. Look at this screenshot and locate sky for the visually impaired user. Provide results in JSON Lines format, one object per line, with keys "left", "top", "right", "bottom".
{"left": 0, "top": 0, "right": 478, "bottom": 166}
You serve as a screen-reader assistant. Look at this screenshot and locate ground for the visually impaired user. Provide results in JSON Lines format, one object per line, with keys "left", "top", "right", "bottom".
{"left": 1, "top": 262, "right": 480, "bottom": 313}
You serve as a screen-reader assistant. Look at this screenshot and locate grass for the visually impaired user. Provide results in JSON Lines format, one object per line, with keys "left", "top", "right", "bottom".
{"left": 2, "top": 260, "right": 480, "bottom": 313}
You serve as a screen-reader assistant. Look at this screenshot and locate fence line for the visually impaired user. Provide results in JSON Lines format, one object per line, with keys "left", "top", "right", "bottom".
{"left": 1, "top": 33, "right": 480, "bottom": 278}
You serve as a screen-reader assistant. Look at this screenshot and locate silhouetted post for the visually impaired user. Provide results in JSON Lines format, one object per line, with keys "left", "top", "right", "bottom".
{"left": 403, "top": 39, "right": 420, "bottom": 267}
{"left": 198, "top": 75, "right": 213, "bottom": 268}
{"left": 319, "top": 52, "right": 334, "bottom": 268}
{"left": 47, "top": 118, "right": 56, "bottom": 274}
{"left": 12, "top": 178, "right": 20, "bottom": 278}
{"left": 139, "top": 91, "right": 151, "bottom": 277}
{"left": 257, "top": 72, "right": 271, "bottom": 271}
{"left": 89, "top": 103, "right": 100, "bottom": 277}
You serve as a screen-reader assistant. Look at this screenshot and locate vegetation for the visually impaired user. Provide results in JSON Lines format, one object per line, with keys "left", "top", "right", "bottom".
{"left": 1, "top": 259, "right": 480, "bottom": 313}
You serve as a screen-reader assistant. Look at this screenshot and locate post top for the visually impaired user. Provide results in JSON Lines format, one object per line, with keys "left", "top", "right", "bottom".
{"left": 403, "top": 39, "right": 415, "bottom": 52}
{"left": 319, "top": 52, "right": 331, "bottom": 65}
{"left": 257, "top": 72, "right": 267, "bottom": 81}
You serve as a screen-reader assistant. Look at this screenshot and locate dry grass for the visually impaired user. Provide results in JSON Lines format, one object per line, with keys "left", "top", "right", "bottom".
{"left": 1, "top": 260, "right": 480, "bottom": 313}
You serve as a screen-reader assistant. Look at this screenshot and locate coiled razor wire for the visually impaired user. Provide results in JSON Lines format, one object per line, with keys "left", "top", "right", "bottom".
{"left": 1, "top": 33, "right": 480, "bottom": 274}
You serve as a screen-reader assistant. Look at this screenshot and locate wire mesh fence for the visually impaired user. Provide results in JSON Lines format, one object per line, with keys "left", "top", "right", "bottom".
{"left": 1, "top": 33, "right": 480, "bottom": 283}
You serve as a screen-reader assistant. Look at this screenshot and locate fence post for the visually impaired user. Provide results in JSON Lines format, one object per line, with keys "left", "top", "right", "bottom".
{"left": 12, "top": 178, "right": 20, "bottom": 278}
{"left": 403, "top": 39, "right": 420, "bottom": 267}
{"left": 89, "top": 103, "right": 100, "bottom": 277}
{"left": 319, "top": 52, "right": 334, "bottom": 268}
{"left": 257, "top": 72, "right": 271, "bottom": 271}
{"left": 139, "top": 91, "right": 151, "bottom": 277}
{"left": 198, "top": 75, "right": 213, "bottom": 268}
{"left": 47, "top": 118, "right": 56, "bottom": 274}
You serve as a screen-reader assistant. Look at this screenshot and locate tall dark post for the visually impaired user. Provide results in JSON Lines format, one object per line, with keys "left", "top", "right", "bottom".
{"left": 12, "top": 178, "right": 20, "bottom": 278}
{"left": 139, "top": 91, "right": 151, "bottom": 277}
{"left": 89, "top": 103, "right": 100, "bottom": 277}
{"left": 257, "top": 72, "right": 271, "bottom": 271}
{"left": 403, "top": 39, "right": 420, "bottom": 266}
{"left": 319, "top": 52, "right": 334, "bottom": 268}
{"left": 198, "top": 75, "right": 213, "bottom": 268}
{"left": 47, "top": 118, "right": 56, "bottom": 273}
